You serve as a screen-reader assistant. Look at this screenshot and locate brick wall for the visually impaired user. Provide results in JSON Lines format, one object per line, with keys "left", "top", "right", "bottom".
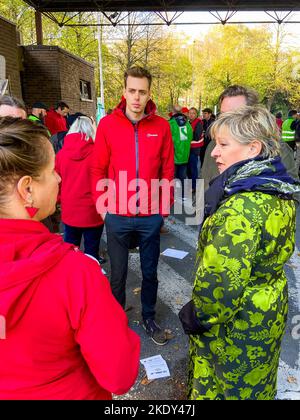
{"left": 59, "top": 50, "right": 96, "bottom": 117}
{"left": 22, "top": 45, "right": 95, "bottom": 116}
{"left": 22, "top": 46, "right": 61, "bottom": 108}
{"left": 0, "top": 15, "right": 22, "bottom": 98}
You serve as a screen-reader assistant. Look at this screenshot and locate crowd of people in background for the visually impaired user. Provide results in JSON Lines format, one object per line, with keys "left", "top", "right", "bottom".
{"left": 2, "top": 91, "right": 299, "bottom": 198}
{"left": 1, "top": 67, "right": 300, "bottom": 400}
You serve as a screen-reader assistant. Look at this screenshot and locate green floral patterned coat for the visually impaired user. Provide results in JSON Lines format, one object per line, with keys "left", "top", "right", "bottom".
{"left": 188, "top": 191, "right": 296, "bottom": 400}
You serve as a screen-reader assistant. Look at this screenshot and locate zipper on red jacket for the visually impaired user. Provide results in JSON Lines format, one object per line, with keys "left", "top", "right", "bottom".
{"left": 134, "top": 122, "right": 140, "bottom": 215}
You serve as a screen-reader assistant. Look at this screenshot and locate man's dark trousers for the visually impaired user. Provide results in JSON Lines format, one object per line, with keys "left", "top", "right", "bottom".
{"left": 105, "top": 214, "right": 163, "bottom": 321}
{"left": 175, "top": 164, "right": 187, "bottom": 198}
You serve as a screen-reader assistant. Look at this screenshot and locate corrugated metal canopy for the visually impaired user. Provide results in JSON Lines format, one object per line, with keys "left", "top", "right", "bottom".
{"left": 23, "top": 1, "right": 300, "bottom": 13}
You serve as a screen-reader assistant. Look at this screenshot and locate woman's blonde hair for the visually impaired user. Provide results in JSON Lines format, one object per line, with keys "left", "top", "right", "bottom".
{"left": 0, "top": 117, "right": 50, "bottom": 207}
{"left": 67, "top": 116, "right": 95, "bottom": 140}
{"left": 210, "top": 106, "right": 281, "bottom": 158}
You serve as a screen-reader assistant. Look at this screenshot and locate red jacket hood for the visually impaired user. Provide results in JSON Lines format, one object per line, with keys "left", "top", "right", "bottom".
{"left": 114, "top": 97, "right": 157, "bottom": 119}
{"left": 0, "top": 219, "right": 73, "bottom": 328}
{"left": 62, "top": 132, "right": 94, "bottom": 161}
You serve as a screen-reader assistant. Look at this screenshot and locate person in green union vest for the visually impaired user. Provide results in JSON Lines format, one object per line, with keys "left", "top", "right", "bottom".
{"left": 28, "top": 102, "right": 51, "bottom": 136}
{"left": 28, "top": 101, "right": 48, "bottom": 125}
{"left": 282, "top": 109, "right": 297, "bottom": 151}
{"left": 169, "top": 105, "right": 193, "bottom": 200}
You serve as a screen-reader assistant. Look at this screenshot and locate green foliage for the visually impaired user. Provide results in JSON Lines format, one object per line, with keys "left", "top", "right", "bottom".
{"left": 0, "top": 2, "right": 299, "bottom": 113}
{"left": 193, "top": 24, "right": 297, "bottom": 111}
{"left": 0, "top": 0, "right": 36, "bottom": 43}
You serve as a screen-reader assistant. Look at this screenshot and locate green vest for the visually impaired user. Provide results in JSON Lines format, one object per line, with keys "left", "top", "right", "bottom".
{"left": 169, "top": 119, "right": 193, "bottom": 165}
{"left": 28, "top": 114, "right": 40, "bottom": 122}
{"left": 28, "top": 115, "right": 51, "bottom": 136}
{"left": 282, "top": 117, "right": 295, "bottom": 142}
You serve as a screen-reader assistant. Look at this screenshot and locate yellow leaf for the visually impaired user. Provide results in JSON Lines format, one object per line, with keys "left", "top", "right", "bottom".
{"left": 141, "top": 376, "right": 154, "bottom": 386}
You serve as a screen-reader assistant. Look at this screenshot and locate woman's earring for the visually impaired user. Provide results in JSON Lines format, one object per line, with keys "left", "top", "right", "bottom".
{"left": 24, "top": 196, "right": 39, "bottom": 218}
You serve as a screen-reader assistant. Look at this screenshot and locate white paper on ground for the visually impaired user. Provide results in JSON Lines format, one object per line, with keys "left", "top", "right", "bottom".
{"left": 140, "top": 355, "right": 170, "bottom": 380}
{"left": 161, "top": 248, "right": 189, "bottom": 259}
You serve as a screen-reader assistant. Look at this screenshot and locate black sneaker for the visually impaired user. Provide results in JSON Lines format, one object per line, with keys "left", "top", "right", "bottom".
{"left": 143, "top": 319, "right": 168, "bottom": 346}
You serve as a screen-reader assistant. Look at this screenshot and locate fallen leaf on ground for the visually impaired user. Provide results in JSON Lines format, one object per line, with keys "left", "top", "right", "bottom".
{"left": 175, "top": 297, "right": 183, "bottom": 305}
{"left": 287, "top": 376, "right": 298, "bottom": 384}
{"left": 133, "top": 287, "right": 141, "bottom": 295}
{"left": 140, "top": 376, "right": 155, "bottom": 386}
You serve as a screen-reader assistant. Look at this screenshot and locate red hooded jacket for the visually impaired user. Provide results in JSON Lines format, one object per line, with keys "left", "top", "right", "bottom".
{"left": 56, "top": 132, "right": 103, "bottom": 228}
{"left": 0, "top": 219, "right": 140, "bottom": 400}
{"left": 91, "top": 98, "right": 175, "bottom": 217}
{"left": 45, "top": 109, "right": 68, "bottom": 136}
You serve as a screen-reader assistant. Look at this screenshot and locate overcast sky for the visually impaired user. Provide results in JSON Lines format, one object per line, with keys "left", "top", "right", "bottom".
{"left": 171, "top": 11, "right": 300, "bottom": 46}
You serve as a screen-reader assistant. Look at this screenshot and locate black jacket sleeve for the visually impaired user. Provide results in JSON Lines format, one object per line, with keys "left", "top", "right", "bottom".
{"left": 193, "top": 121, "right": 203, "bottom": 142}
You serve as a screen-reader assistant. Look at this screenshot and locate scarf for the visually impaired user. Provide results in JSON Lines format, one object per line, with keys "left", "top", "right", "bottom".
{"left": 204, "top": 156, "right": 300, "bottom": 220}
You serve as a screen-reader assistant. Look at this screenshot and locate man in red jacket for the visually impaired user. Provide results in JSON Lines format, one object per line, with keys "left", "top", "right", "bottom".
{"left": 91, "top": 67, "right": 174, "bottom": 346}
{"left": 45, "top": 101, "right": 69, "bottom": 135}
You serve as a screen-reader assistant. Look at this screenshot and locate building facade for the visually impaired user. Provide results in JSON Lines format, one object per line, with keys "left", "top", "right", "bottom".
{"left": 22, "top": 45, "right": 96, "bottom": 115}
{"left": 0, "top": 15, "right": 22, "bottom": 98}
{"left": 0, "top": 15, "right": 96, "bottom": 116}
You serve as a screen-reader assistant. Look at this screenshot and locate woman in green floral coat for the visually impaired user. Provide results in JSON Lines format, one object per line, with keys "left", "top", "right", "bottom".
{"left": 186, "top": 106, "right": 300, "bottom": 400}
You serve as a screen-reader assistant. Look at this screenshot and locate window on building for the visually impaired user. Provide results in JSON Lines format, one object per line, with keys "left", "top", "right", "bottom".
{"left": 80, "top": 79, "right": 92, "bottom": 100}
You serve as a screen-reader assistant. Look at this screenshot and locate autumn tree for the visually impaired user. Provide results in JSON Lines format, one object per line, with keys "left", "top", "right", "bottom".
{"left": 191, "top": 24, "right": 299, "bottom": 113}
{"left": 1, "top": 2, "right": 300, "bottom": 114}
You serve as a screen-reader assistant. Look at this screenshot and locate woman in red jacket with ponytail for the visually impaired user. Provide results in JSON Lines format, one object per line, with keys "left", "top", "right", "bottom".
{"left": 0, "top": 117, "right": 140, "bottom": 400}
{"left": 56, "top": 116, "right": 106, "bottom": 265}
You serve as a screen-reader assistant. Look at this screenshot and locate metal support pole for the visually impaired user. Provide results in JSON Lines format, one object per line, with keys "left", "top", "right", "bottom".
{"left": 97, "top": 13, "right": 105, "bottom": 109}
{"left": 35, "top": 11, "right": 43, "bottom": 45}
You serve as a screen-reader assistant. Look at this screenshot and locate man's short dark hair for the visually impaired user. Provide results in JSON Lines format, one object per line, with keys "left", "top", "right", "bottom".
{"left": 55, "top": 101, "right": 69, "bottom": 110}
{"left": 288, "top": 110, "right": 298, "bottom": 118}
{"left": 124, "top": 67, "right": 152, "bottom": 89}
{"left": 219, "top": 85, "right": 259, "bottom": 107}
{"left": 0, "top": 95, "right": 26, "bottom": 111}
{"left": 203, "top": 108, "right": 213, "bottom": 114}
